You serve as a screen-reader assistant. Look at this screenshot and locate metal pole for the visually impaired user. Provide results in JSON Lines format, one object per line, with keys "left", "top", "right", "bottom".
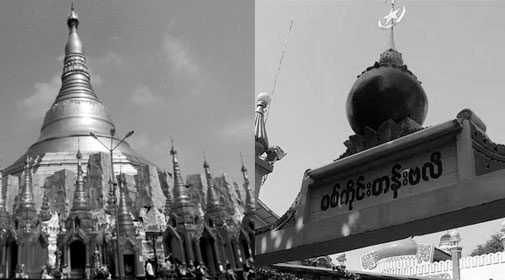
{"left": 90, "top": 129, "right": 134, "bottom": 280}
{"left": 151, "top": 234, "right": 158, "bottom": 278}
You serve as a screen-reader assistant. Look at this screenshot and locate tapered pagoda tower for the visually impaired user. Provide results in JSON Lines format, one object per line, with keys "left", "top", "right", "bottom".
{"left": 4, "top": 5, "right": 153, "bottom": 177}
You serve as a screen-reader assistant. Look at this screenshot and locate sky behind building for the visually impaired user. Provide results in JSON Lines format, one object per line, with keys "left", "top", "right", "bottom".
{"left": 256, "top": 0, "right": 505, "bottom": 270}
{"left": 0, "top": 1, "right": 253, "bottom": 183}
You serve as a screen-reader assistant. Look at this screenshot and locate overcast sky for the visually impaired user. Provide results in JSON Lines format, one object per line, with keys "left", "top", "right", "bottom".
{"left": 256, "top": 0, "right": 505, "bottom": 270}
{"left": 0, "top": 1, "right": 253, "bottom": 183}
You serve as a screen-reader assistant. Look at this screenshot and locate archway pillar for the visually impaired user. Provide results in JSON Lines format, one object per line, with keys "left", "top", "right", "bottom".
{"left": 185, "top": 234, "right": 194, "bottom": 264}
{"left": 194, "top": 238, "right": 203, "bottom": 264}
{"left": 212, "top": 239, "right": 223, "bottom": 272}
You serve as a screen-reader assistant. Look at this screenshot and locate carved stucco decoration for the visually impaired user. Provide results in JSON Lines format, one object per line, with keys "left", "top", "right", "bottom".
{"left": 339, "top": 117, "right": 423, "bottom": 159}
{"left": 0, "top": 227, "right": 13, "bottom": 245}
{"left": 471, "top": 126, "right": 505, "bottom": 175}
{"left": 416, "top": 243, "right": 434, "bottom": 263}
{"left": 360, "top": 250, "right": 379, "bottom": 270}
{"left": 59, "top": 227, "right": 91, "bottom": 245}
{"left": 162, "top": 224, "right": 182, "bottom": 243}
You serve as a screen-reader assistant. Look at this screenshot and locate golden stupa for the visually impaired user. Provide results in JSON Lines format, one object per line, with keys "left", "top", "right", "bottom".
{"left": 4, "top": 7, "right": 153, "bottom": 176}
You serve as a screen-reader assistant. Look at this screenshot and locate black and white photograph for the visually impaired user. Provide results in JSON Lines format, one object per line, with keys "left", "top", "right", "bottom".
{"left": 256, "top": 1, "right": 505, "bottom": 279}
{"left": 0, "top": 1, "right": 253, "bottom": 279}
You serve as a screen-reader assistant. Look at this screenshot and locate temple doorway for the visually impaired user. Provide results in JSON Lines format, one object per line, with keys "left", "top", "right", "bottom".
{"left": 69, "top": 240, "right": 86, "bottom": 278}
{"left": 164, "top": 229, "right": 183, "bottom": 264}
{"left": 200, "top": 228, "right": 218, "bottom": 275}
{"left": 7, "top": 242, "right": 17, "bottom": 278}
{"left": 123, "top": 254, "right": 135, "bottom": 277}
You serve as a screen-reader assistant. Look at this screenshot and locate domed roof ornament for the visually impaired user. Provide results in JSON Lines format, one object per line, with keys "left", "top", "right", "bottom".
{"left": 344, "top": 0, "right": 426, "bottom": 142}
{"left": 378, "top": 0, "right": 406, "bottom": 66}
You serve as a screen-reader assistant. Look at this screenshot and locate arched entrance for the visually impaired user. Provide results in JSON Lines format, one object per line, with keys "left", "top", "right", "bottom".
{"left": 239, "top": 229, "right": 252, "bottom": 261}
{"left": 122, "top": 243, "right": 136, "bottom": 278}
{"left": 163, "top": 226, "right": 184, "bottom": 264}
{"left": 69, "top": 240, "right": 86, "bottom": 278}
{"left": 199, "top": 228, "right": 218, "bottom": 275}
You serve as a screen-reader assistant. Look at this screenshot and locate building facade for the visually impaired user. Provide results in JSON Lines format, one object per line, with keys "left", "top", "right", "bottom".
{"left": 0, "top": 7, "right": 254, "bottom": 279}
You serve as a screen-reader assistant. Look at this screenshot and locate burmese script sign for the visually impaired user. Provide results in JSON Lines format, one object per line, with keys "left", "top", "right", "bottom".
{"left": 308, "top": 143, "right": 457, "bottom": 221}
{"left": 257, "top": 114, "right": 505, "bottom": 267}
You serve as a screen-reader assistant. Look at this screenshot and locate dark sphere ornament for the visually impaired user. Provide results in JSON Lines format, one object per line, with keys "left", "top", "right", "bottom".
{"left": 346, "top": 64, "right": 428, "bottom": 135}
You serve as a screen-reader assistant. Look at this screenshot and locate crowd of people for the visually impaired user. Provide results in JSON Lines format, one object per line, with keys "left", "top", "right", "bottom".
{"left": 33, "top": 254, "right": 255, "bottom": 279}
{"left": 144, "top": 254, "right": 255, "bottom": 280}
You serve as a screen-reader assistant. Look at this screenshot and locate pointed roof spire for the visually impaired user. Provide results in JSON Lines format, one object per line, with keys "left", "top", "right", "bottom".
{"left": 244, "top": 184, "right": 255, "bottom": 217}
{"left": 255, "top": 93, "right": 271, "bottom": 156}
{"left": 240, "top": 153, "right": 254, "bottom": 216}
{"left": 20, "top": 154, "right": 35, "bottom": 209}
{"left": 171, "top": 139, "right": 190, "bottom": 205}
{"left": 203, "top": 156, "right": 220, "bottom": 210}
{"left": 163, "top": 170, "right": 173, "bottom": 216}
{"left": 116, "top": 172, "right": 135, "bottom": 237}
{"left": 72, "top": 138, "right": 89, "bottom": 211}
{"left": 240, "top": 152, "right": 249, "bottom": 185}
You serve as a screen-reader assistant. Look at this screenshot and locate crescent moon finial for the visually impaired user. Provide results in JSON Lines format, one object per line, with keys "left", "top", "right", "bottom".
{"left": 378, "top": 0, "right": 406, "bottom": 51}
{"left": 378, "top": 0, "right": 406, "bottom": 30}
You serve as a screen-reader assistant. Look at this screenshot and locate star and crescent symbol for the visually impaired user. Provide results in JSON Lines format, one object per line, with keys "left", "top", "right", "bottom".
{"left": 378, "top": 0, "right": 406, "bottom": 29}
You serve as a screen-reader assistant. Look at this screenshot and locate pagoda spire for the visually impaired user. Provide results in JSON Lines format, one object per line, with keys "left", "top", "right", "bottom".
{"left": 164, "top": 170, "right": 174, "bottom": 216}
{"left": 72, "top": 140, "right": 89, "bottom": 211}
{"left": 20, "top": 154, "right": 35, "bottom": 209}
{"left": 116, "top": 172, "right": 135, "bottom": 237}
{"left": 55, "top": 4, "right": 98, "bottom": 103}
{"left": 203, "top": 155, "right": 220, "bottom": 210}
{"left": 240, "top": 152, "right": 249, "bottom": 186}
{"left": 170, "top": 140, "right": 190, "bottom": 205}
{"left": 241, "top": 154, "right": 255, "bottom": 216}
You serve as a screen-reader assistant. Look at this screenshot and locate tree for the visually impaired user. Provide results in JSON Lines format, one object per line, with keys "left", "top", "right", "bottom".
{"left": 470, "top": 233, "right": 504, "bottom": 256}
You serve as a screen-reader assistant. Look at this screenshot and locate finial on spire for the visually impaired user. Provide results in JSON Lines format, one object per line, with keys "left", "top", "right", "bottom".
{"left": 65, "top": 3, "right": 83, "bottom": 56}
{"left": 67, "top": 3, "right": 79, "bottom": 29}
{"left": 377, "top": 0, "right": 406, "bottom": 65}
{"left": 76, "top": 137, "right": 83, "bottom": 179}
{"left": 77, "top": 137, "right": 82, "bottom": 160}
{"left": 378, "top": 0, "right": 406, "bottom": 51}
{"left": 170, "top": 137, "right": 177, "bottom": 156}
{"left": 240, "top": 152, "right": 247, "bottom": 173}
{"left": 203, "top": 151, "right": 209, "bottom": 168}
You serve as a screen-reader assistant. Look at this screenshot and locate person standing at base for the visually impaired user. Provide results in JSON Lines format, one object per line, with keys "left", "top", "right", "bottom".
{"left": 145, "top": 260, "right": 155, "bottom": 280}
{"left": 225, "top": 263, "right": 236, "bottom": 280}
